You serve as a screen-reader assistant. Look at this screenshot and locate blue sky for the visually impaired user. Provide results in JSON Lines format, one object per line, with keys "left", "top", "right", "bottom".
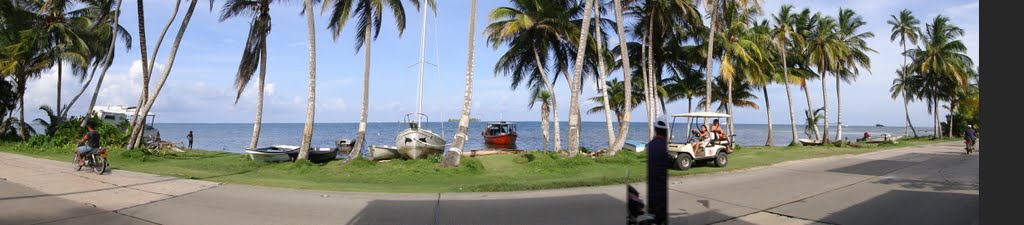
{"left": 22, "top": 0, "right": 978, "bottom": 126}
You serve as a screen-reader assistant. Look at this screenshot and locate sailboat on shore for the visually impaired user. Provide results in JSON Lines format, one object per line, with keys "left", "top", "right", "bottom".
{"left": 376, "top": 7, "right": 446, "bottom": 160}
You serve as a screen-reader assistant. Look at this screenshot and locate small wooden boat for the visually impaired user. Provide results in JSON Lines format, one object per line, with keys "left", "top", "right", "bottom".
{"left": 624, "top": 140, "right": 647, "bottom": 152}
{"left": 863, "top": 134, "right": 902, "bottom": 143}
{"left": 798, "top": 139, "right": 823, "bottom": 146}
{"left": 336, "top": 138, "right": 355, "bottom": 154}
{"left": 875, "top": 124, "right": 885, "bottom": 127}
{"left": 482, "top": 122, "right": 518, "bottom": 146}
{"left": 369, "top": 145, "right": 400, "bottom": 161}
{"left": 286, "top": 147, "right": 340, "bottom": 164}
{"left": 245, "top": 145, "right": 299, "bottom": 162}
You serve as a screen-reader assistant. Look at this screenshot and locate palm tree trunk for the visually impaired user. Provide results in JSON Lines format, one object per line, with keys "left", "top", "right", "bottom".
{"left": 62, "top": 62, "right": 100, "bottom": 118}
{"left": 249, "top": 42, "right": 267, "bottom": 150}
{"left": 640, "top": 30, "right": 653, "bottom": 140}
{"left": 763, "top": 86, "right": 773, "bottom": 146}
{"left": 933, "top": 96, "right": 939, "bottom": 138}
{"left": 147, "top": 0, "right": 183, "bottom": 76}
{"left": 782, "top": 46, "right": 798, "bottom": 146}
{"left": 441, "top": 0, "right": 478, "bottom": 167}
{"left": 128, "top": 0, "right": 152, "bottom": 149}
{"left": 532, "top": 47, "right": 561, "bottom": 152}
{"left": 566, "top": 0, "right": 594, "bottom": 157}
{"left": 948, "top": 101, "right": 954, "bottom": 138}
{"left": 835, "top": 76, "right": 843, "bottom": 144}
{"left": 594, "top": 2, "right": 614, "bottom": 149}
{"left": 686, "top": 97, "right": 693, "bottom": 140}
{"left": 819, "top": 67, "right": 830, "bottom": 144}
{"left": 904, "top": 96, "right": 917, "bottom": 137}
{"left": 57, "top": 62, "right": 62, "bottom": 117}
{"left": 727, "top": 77, "right": 734, "bottom": 138}
{"left": 18, "top": 82, "right": 27, "bottom": 141}
{"left": 351, "top": 28, "right": 374, "bottom": 161}
{"left": 541, "top": 103, "right": 550, "bottom": 151}
{"left": 607, "top": 0, "right": 633, "bottom": 155}
{"left": 82, "top": 0, "right": 124, "bottom": 128}
{"left": 297, "top": 0, "right": 317, "bottom": 161}
{"left": 703, "top": 2, "right": 717, "bottom": 129}
{"left": 128, "top": 0, "right": 198, "bottom": 149}
{"left": 801, "top": 83, "right": 819, "bottom": 140}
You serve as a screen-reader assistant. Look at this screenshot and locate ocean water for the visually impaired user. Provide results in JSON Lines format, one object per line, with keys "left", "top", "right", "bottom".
{"left": 149, "top": 122, "right": 919, "bottom": 155}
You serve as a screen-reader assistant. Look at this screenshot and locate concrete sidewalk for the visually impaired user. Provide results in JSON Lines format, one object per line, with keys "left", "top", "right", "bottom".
{"left": 0, "top": 141, "right": 978, "bottom": 225}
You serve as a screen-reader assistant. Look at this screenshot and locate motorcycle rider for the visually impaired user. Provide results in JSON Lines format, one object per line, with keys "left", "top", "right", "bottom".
{"left": 964, "top": 124, "right": 977, "bottom": 149}
{"left": 75, "top": 123, "right": 101, "bottom": 166}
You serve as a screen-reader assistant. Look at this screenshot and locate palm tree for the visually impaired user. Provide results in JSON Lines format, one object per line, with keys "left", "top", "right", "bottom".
{"left": 805, "top": 15, "right": 845, "bottom": 144}
{"left": 486, "top": 0, "right": 577, "bottom": 152}
{"left": 533, "top": 89, "right": 552, "bottom": 151}
{"left": 126, "top": 0, "right": 203, "bottom": 149}
{"left": 323, "top": 0, "right": 429, "bottom": 159}
{"left": 905, "top": 15, "right": 973, "bottom": 138}
{"left": 441, "top": 0, "right": 478, "bottom": 167}
{"left": 81, "top": 0, "right": 127, "bottom": 128}
{"left": 833, "top": 8, "right": 874, "bottom": 143}
{"left": 699, "top": 0, "right": 760, "bottom": 130}
{"left": 591, "top": 0, "right": 615, "bottom": 149}
{"left": 1, "top": 3, "right": 53, "bottom": 140}
{"left": 128, "top": 0, "right": 152, "bottom": 148}
{"left": 697, "top": 76, "right": 759, "bottom": 113}
{"left": 770, "top": 5, "right": 804, "bottom": 146}
{"left": 715, "top": 1, "right": 765, "bottom": 137}
{"left": 589, "top": 78, "right": 644, "bottom": 125}
{"left": 803, "top": 107, "right": 823, "bottom": 139}
{"left": 62, "top": 0, "right": 132, "bottom": 119}
{"left": 605, "top": 0, "right": 634, "bottom": 154}
{"left": 887, "top": 9, "right": 920, "bottom": 137}
{"left": 33, "top": 105, "right": 61, "bottom": 136}
{"left": 565, "top": 0, "right": 596, "bottom": 156}
{"left": 219, "top": 0, "right": 274, "bottom": 150}
{"left": 30, "top": 0, "right": 92, "bottom": 118}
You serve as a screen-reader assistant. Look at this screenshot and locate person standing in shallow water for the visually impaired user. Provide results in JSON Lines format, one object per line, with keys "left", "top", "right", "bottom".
{"left": 187, "top": 131, "right": 194, "bottom": 149}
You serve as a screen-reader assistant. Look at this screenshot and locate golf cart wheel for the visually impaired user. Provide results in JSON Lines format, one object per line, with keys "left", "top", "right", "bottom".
{"left": 675, "top": 153, "right": 693, "bottom": 171}
{"left": 714, "top": 151, "right": 728, "bottom": 167}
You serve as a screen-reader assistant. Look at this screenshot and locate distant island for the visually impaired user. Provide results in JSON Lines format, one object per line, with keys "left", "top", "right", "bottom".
{"left": 448, "top": 118, "right": 480, "bottom": 122}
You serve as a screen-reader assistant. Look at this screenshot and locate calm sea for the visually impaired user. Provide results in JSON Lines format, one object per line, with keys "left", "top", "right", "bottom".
{"left": 147, "top": 122, "right": 920, "bottom": 155}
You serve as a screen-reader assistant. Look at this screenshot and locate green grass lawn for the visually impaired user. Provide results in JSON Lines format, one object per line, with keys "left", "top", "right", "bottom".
{"left": 0, "top": 137, "right": 954, "bottom": 193}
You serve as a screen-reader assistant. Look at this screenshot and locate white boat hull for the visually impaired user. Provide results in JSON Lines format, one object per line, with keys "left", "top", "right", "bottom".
{"left": 395, "top": 128, "right": 446, "bottom": 160}
{"left": 245, "top": 150, "right": 292, "bottom": 162}
{"left": 369, "top": 145, "right": 400, "bottom": 161}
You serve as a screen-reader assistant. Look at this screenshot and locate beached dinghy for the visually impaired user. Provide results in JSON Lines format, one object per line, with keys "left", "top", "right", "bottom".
{"left": 624, "top": 140, "right": 647, "bottom": 152}
{"left": 369, "top": 145, "right": 401, "bottom": 161}
{"left": 245, "top": 145, "right": 299, "bottom": 162}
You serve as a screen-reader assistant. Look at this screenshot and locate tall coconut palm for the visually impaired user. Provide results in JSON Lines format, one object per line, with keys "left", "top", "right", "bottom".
{"left": 486, "top": 0, "right": 577, "bottom": 152}
{"left": 905, "top": 15, "right": 973, "bottom": 138}
{"left": 698, "top": 0, "right": 760, "bottom": 130}
{"left": 564, "top": 0, "right": 596, "bottom": 156}
{"left": 697, "top": 76, "right": 758, "bottom": 113}
{"left": 589, "top": 78, "right": 645, "bottom": 125}
{"left": 532, "top": 89, "right": 552, "bottom": 151}
{"left": 770, "top": 4, "right": 803, "bottom": 146}
{"left": 804, "top": 15, "right": 845, "bottom": 144}
{"left": 219, "top": 0, "right": 274, "bottom": 150}
{"left": 790, "top": 8, "right": 820, "bottom": 141}
{"left": 606, "top": 0, "right": 634, "bottom": 154}
{"left": 62, "top": 0, "right": 132, "bottom": 119}
{"left": 591, "top": 0, "right": 615, "bottom": 149}
{"left": 833, "top": 8, "right": 874, "bottom": 143}
{"left": 714, "top": 1, "right": 765, "bottom": 137}
{"left": 441, "top": 0, "right": 477, "bottom": 167}
{"left": 324, "top": 0, "right": 428, "bottom": 159}
{"left": 80, "top": 0, "right": 127, "bottom": 128}
{"left": 29, "top": 0, "right": 91, "bottom": 118}
{"left": 126, "top": 0, "right": 204, "bottom": 149}
{"left": 887, "top": 9, "right": 920, "bottom": 137}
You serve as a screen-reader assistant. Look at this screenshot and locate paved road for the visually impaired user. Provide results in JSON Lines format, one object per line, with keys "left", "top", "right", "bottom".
{"left": 0, "top": 141, "right": 978, "bottom": 225}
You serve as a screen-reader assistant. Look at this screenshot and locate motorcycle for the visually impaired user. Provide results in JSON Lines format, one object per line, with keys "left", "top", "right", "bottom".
{"left": 964, "top": 139, "right": 975, "bottom": 154}
{"left": 626, "top": 184, "right": 655, "bottom": 225}
{"left": 73, "top": 143, "right": 108, "bottom": 174}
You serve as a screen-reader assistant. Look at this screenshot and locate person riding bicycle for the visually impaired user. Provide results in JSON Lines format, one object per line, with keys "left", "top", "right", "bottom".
{"left": 76, "top": 124, "right": 101, "bottom": 166}
{"left": 964, "top": 125, "right": 977, "bottom": 146}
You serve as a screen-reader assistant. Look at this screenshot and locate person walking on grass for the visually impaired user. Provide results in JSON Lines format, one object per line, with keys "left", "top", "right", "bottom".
{"left": 187, "top": 131, "right": 194, "bottom": 149}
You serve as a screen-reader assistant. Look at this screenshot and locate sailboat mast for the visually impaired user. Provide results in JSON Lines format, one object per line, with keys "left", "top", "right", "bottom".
{"left": 416, "top": 5, "right": 429, "bottom": 128}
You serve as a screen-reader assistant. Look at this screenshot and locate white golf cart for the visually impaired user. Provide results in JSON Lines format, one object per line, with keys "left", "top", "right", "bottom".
{"left": 666, "top": 112, "right": 735, "bottom": 170}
